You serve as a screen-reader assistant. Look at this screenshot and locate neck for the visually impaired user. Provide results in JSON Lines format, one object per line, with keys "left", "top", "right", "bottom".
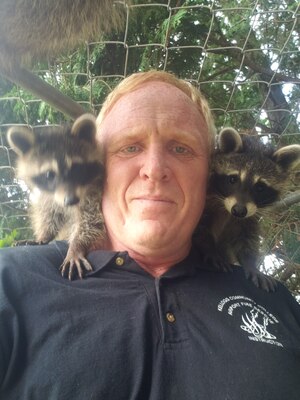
{"left": 102, "top": 237, "right": 191, "bottom": 277}
{"left": 128, "top": 250, "right": 188, "bottom": 277}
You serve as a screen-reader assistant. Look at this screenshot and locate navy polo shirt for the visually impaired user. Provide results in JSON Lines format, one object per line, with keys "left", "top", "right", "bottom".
{"left": 0, "top": 241, "right": 300, "bottom": 399}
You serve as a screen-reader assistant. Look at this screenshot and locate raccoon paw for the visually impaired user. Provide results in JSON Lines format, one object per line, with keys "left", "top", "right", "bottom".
{"left": 60, "top": 253, "right": 93, "bottom": 280}
{"left": 244, "top": 268, "right": 278, "bottom": 292}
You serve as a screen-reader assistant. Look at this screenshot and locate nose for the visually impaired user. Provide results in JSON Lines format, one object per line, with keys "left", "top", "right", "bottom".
{"left": 231, "top": 204, "right": 247, "bottom": 218}
{"left": 139, "top": 146, "right": 170, "bottom": 182}
{"left": 64, "top": 194, "right": 80, "bottom": 206}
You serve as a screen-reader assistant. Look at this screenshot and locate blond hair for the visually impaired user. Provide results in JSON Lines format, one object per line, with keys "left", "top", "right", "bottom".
{"left": 96, "top": 70, "right": 216, "bottom": 152}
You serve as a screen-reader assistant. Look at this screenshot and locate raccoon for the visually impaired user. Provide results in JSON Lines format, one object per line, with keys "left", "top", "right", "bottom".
{"left": 7, "top": 114, "right": 105, "bottom": 280}
{"left": 0, "top": 0, "right": 125, "bottom": 69}
{"left": 194, "top": 127, "right": 300, "bottom": 291}
{"left": 0, "top": 1, "right": 127, "bottom": 118}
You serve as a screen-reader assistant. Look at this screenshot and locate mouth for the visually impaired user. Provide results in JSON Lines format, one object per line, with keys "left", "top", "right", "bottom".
{"left": 134, "top": 196, "right": 174, "bottom": 204}
{"left": 131, "top": 196, "right": 176, "bottom": 211}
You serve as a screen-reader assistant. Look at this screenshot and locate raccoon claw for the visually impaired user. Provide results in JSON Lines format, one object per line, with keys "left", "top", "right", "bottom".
{"left": 244, "top": 268, "right": 277, "bottom": 292}
{"left": 60, "top": 254, "right": 93, "bottom": 280}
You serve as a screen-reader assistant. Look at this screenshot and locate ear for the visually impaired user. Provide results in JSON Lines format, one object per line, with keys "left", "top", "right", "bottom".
{"left": 272, "top": 144, "right": 300, "bottom": 172}
{"left": 71, "top": 113, "right": 97, "bottom": 142}
{"left": 218, "top": 127, "right": 243, "bottom": 153}
{"left": 7, "top": 126, "right": 35, "bottom": 156}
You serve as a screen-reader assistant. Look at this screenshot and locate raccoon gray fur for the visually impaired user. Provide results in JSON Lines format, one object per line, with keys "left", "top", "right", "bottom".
{"left": 194, "top": 127, "right": 300, "bottom": 292}
{"left": 7, "top": 114, "right": 105, "bottom": 280}
{"left": 0, "top": 1, "right": 128, "bottom": 118}
{"left": 0, "top": 0, "right": 125, "bottom": 69}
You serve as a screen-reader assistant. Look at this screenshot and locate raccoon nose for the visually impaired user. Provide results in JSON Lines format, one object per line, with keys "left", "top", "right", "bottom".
{"left": 64, "top": 195, "right": 80, "bottom": 206}
{"left": 231, "top": 204, "right": 247, "bottom": 218}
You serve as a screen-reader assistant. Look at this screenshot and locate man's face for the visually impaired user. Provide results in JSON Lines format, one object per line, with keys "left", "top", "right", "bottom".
{"left": 98, "top": 81, "right": 209, "bottom": 257}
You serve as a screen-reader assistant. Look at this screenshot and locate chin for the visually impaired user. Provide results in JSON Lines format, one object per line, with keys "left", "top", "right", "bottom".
{"left": 130, "top": 225, "right": 177, "bottom": 250}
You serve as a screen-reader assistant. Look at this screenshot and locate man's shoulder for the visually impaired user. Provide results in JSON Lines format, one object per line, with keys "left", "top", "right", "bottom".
{"left": 193, "top": 258, "right": 300, "bottom": 317}
{"left": 0, "top": 241, "right": 68, "bottom": 280}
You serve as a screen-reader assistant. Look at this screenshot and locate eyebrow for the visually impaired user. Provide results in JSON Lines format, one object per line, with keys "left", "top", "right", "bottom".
{"left": 101, "top": 116, "right": 210, "bottom": 157}
{"left": 105, "top": 129, "right": 148, "bottom": 148}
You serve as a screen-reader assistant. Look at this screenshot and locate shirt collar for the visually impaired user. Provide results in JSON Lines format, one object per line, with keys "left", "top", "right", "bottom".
{"left": 85, "top": 246, "right": 203, "bottom": 279}
{"left": 86, "top": 250, "right": 125, "bottom": 276}
{"left": 53, "top": 240, "right": 207, "bottom": 278}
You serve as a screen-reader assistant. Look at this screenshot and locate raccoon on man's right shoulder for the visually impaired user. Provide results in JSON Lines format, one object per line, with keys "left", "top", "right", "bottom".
{"left": 194, "top": 127, "right": 300, "bottom": 292}
{"left": 7, "top": 114, "right": 105, "bottom": 280}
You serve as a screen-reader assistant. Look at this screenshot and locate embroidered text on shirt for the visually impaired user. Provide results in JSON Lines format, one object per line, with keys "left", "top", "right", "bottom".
{"left": 218, "top": 295, "right": 283, "bottom": 347}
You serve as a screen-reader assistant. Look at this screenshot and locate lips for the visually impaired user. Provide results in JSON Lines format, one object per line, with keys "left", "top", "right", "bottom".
{"left": 133, "top": 195, "right": 174, "bottom": 203}
{"left": 130, "top": 195, "right": 176, "bottom": 214}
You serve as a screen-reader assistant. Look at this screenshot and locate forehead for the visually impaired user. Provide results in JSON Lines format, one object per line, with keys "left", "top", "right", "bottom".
{"left": 98, "top": 82, "right": 208, "bottom": 147}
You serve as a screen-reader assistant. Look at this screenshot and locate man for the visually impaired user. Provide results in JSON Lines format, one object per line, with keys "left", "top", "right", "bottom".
{"left": 1, "top": 71, "right": 300, "bottom": 399}
{"left": 96, "top": 71, "right": 214, "bottom": 276}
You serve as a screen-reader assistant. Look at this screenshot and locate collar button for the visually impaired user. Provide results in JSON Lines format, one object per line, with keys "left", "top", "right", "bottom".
{"left": 115, "top": 256, "right": 125, "bottom": 266}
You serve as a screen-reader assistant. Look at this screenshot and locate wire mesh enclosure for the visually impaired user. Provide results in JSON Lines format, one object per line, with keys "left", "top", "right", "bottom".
{"left": 0, "top": 0, "right": 299, "bottom": 296}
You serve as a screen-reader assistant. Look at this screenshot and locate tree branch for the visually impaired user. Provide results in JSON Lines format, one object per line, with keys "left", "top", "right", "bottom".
{"left": 271, "top": 191, "right": 300, "bottom": 211}
{"left": 243, "top": 55, "right": 300, "bottom": 84}
{"left": 0, "top": 64, "right": 88, "bottom": 120}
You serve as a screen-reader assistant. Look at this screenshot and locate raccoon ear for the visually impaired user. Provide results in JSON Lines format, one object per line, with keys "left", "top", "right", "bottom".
{"left": 272, "top": 144, "right": 300, "bottom": 172}
{"left": 7, "top": 126, "right": 35, "bottom": 156}
{"left": 71, "top": 113, "right": 97, "bottom": 142}
{"left": 218, "top": 128, "right": 243, "bottom": 153}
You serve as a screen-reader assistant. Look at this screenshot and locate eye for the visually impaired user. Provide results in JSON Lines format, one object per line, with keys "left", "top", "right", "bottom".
{"left": 32, "top": 169, "right": 57, "bottom": 191}
{"left": 125, "top": 145, "right": 138, "bottom": 153}
{"left": 254, "top": 182, "right": 267, "bottom": 193}
{"left": 120, "top": 145, "right": 141, "bottom": 155}
{"left": 227, "top": 174, "right": 238, "bottom": 184}
{"left": 173, "top": 146, "right": 187, "bottom": 154}
{"left": 45, "top": 170, "right": 56, "bottom": 181}
{"left": 170, "top": 143, "right": 193, "bottom": 157}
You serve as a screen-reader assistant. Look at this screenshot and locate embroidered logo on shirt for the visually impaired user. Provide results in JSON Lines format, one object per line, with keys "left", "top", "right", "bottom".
{"left": 217, "top": 296, "right": 283, "bottom": 347}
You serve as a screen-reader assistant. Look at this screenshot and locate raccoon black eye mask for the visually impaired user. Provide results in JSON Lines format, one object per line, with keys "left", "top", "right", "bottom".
{"left": 7, "top": 113, "right": 106, "bottom": 280}
{"left": 194, "top": 127, "right": 300, "bottom": 292}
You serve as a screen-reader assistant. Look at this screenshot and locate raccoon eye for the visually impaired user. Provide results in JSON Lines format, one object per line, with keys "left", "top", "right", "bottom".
{"left": 32, "top": 169, "right": 57, "bottom": 192}
{"left": 254, "top": 182, "right": 267, "bottom": 193}
{"left": 45, "top": 170, "right": 56, "bottom": 181}
{"left": 227, "top": 175, "right": 238, "bottom": 184}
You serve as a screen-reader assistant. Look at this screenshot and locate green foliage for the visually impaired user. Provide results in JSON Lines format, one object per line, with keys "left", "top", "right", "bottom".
{"left": 0, "top": 229, "right": 19, "bottom": 248}
{"left": 278, "top": 205, "right": 300, "bottom": 268}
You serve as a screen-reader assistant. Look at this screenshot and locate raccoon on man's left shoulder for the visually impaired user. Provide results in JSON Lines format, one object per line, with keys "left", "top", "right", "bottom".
{"left": 194, "top": 127, "right": 300, "bottom": 292}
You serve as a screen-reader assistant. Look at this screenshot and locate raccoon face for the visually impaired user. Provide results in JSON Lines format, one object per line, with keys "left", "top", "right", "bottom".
{"left": 210, "top": 127, "right": 300, "bottom": 219}
{"left": 211, "top": 171, "right": 280, "bottom": 218}
{"left": 7, "top": 113, "right": 104, "bottom": 207}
